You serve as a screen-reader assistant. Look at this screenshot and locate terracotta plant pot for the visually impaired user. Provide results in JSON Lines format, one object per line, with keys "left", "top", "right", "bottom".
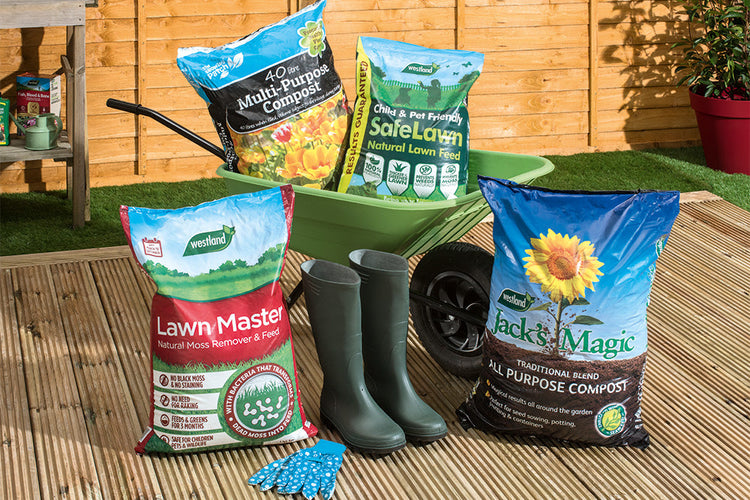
{"left": 689, "top": 89, "right": 750, "bottom": 175}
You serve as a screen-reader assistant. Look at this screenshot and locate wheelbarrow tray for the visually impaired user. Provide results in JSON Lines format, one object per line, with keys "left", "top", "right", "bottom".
{"left": 217, "top": 149, "right": 553, "bottom": 264}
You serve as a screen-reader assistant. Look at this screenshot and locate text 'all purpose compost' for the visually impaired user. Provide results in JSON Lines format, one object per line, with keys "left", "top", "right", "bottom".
{"left": 458, "top": 178, "right": 680, "bottom": 448}
{"left": 121, "top": 186, "right": 316, "bottom": 453}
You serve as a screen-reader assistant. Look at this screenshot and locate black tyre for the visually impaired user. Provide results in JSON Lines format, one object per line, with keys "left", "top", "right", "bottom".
{"left": 409, "top": 241, "right": 493, "bottom": 379}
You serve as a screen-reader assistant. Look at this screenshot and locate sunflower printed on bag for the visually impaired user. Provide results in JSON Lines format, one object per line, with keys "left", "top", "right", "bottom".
{"left": 523, "top": 229, "right": 605, "bottom": 304}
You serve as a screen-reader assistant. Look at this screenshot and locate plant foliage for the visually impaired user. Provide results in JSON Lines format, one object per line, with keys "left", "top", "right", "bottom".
{"left": 674, "top": 0, "right": 750, "bottom": 99}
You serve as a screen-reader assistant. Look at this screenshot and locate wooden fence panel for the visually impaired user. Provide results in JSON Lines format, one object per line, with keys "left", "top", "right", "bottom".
{"left": 0, "top": 0, "right": 700, "bottom": 192}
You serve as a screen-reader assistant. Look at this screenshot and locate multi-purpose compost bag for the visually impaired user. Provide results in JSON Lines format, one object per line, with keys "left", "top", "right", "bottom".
{"left": 457, "top": 178, "right": 680, "bottom": 448}
{"left": 177, "top": 0, "right": 348, "bottom": 189}
{"left": 121, "top": 186, "right": 317, "bottom": 453}
{"left": 338, "top": 37, "right": 483, "bottom": 201}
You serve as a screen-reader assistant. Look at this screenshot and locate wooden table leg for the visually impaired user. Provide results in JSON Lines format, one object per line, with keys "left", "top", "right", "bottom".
{"left": 67, "top": 24, "right": 89, "bottom": 227}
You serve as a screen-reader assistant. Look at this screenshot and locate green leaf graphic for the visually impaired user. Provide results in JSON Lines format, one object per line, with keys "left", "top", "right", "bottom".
{"left": 529, "top": 301, "right": 553, "bottom": 311}
{"left": 601, "top": 407, "right": 623, "bottom": 431}
{"left": 572, "top": 315, "right": 604, "bottom": 325}
{"left": 561, "top": 297, "right": 590, "bottom": 308}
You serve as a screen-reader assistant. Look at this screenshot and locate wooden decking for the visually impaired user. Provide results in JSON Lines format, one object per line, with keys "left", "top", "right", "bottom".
{"left": 1, "top": 191, "right": 749, "bottom": 499}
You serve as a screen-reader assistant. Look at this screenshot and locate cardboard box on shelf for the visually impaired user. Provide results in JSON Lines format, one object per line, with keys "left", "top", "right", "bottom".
{"left": 16, "top": 72, "right": 62, "bottom": 120}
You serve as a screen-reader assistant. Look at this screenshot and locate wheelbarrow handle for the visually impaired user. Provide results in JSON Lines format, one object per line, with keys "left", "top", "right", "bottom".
{"left": 106, "top": 99, "right": 226, "bottom": 162}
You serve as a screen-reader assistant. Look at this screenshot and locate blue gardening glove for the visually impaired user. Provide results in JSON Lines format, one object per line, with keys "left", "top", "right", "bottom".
{"left": 249, "top": 440, "right": 346, "bottom": 499}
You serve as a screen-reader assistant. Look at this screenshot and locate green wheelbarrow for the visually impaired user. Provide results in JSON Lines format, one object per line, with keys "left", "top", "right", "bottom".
{"left": 107, "top": 99, "right": 554, "bottom": 379}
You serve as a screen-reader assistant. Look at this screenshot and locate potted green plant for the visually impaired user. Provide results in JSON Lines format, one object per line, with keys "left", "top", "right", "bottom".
{"left": 674, "top": 0, "right": 750, "bottom": 175}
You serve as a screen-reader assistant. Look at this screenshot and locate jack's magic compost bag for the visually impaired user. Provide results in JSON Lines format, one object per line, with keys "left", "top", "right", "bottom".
{"left": 338, "top": 37, "right": 484, "bottom": 201}
{"left": 121, "top": 186, "right": 317, "bottom": 453}
{"left": 177, "top": 0, "right": 348, "bottom": 189}
{"left": 457, "top": 178, "right": 680, "bottom": 448}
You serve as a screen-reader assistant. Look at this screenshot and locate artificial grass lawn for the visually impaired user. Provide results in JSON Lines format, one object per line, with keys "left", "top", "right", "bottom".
{"left": 2, "top": 147, "right": 749, "bottom": 256}
{"left": 1, "top": 178, "right": 226, "bottom": 256}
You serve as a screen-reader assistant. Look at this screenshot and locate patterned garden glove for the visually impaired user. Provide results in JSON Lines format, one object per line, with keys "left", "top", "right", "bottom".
{"left": 248, "top": 440, "right": 346, "bottom": 499}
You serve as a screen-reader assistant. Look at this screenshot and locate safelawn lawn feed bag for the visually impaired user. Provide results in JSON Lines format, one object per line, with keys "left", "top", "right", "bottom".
{"left": 457, "top": 178, "right": 680, "bottom": 448}
{"left": 177, "top": 0, "right": 348, "bottom": 190}
{"left": 121, "top": 186, "right": 317, "bottom": 453}
{"left": 338, "top": 37, "right": 483, "bottom": 201}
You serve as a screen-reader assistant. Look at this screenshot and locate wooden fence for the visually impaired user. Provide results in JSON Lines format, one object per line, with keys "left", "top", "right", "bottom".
{"left": 1, "top": 0, "right": 698, "bottom": 193}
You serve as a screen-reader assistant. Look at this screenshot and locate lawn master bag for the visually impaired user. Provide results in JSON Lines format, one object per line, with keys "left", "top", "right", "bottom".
{"left": 177, "top": 0, "right": 348, "bottom": 189}
{"left": 121, "top": 186, "right": 317, "bottom": 453}
{"left": 457, "top": 178, "right": 680, "bottom": 448}
{"left": 338, "top": 37, "right": 483, "bottom": 201}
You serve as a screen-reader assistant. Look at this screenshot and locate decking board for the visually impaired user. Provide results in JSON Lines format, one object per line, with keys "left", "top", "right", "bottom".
{"left": 50, "top": 261, "right": 161, "bottom": 499}
{"left": 0, "top": 269, "right": 41, "bottom": 499}
{"left": 11, "top": 265, "right": 101, "bottom": 499}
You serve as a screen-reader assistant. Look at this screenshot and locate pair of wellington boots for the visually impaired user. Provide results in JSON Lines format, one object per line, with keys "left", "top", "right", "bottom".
{"left": 301, "top": 249, "right": 447, "bottom": 454}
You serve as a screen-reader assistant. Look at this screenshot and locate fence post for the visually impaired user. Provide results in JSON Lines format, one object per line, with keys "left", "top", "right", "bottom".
{"left": 136, "top": 0, "right": 147, "bottom": 175}
{"left": 589, "top": 0, "right": 599, "bottom": 148}
{"left": 456, "top": 0, "right": 465, "bottom": 50}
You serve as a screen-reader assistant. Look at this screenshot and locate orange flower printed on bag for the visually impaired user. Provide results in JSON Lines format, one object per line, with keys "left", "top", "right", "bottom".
{"left": 300, "top": 144, "right": 339, "bottom": 180}
{"left": 279, "top": 144, "right": 338, "bottom": 187}
{"left": 320, "top": 114, "right": 348, "bottom": 146}
{"left": 229, "top": 91, "right": 348, "bottom": 188}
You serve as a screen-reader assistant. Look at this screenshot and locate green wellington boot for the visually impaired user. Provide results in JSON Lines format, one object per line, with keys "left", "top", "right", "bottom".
{"left": 349, "top": 249, "right": 448, "bottom": 444}
{"left": 300, "top": 259, "right": 406, "bottom": 454}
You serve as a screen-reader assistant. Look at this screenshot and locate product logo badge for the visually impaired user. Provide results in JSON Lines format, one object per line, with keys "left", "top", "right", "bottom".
{"left": 143, "top": 237, "right": 163, "bottom": 258}
{"left": 595, "top": 403, "right": 626, "bottom": 437}
{"left": 223, "top": 363, "right": 294, "bottom": 439}
{"left": 497, "top": 288, "right": 534, "bottom": 311}
{"left": 204, "top": 53, "right": 243, "bottom": 79}
{"left": 298, "top": 20, "right": 326, "bottom": 57}
{"left": 402, "top": 62, "right": 440, "bottom": 75}
{"left": 183, "top": 225, "right": 235, "bottom": 256}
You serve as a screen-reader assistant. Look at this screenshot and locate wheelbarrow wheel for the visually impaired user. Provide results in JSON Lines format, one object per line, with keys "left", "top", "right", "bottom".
{"left": 410, "top": 241, "right": 493, "bottom": 379}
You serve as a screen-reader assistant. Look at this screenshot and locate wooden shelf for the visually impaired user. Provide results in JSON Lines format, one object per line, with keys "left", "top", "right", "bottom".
{"left": 1, "top": 134, "right": 73, "bottom": 163}
{"left": 2, "top": 0, "right": 89, "bottom": 227}
{"left": 0, "top": 0, "right": 84, "bottom": 30}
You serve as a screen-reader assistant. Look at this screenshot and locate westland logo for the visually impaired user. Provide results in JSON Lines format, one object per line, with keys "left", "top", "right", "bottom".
{"left": 402, "top": 62, "right": 440, "bottom": 75}
{"left": 183, "top": 225, "right": 235, "bottom": 256}
{"left": 498, "top": 288, "right": 534, "bottom": 311}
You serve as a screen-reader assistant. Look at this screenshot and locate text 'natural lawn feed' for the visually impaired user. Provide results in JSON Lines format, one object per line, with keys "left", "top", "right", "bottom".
{"left": 458, "top": 178, "right": 680, "bottom": 448}
{"left": 177, "top": 0, "right": 348, "bottom": 190}
{"left": 338, "top": 37, "right": 483, "bottom": 201}
{"left": 121, "top": 186, "right": 316, "bottom": 453}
